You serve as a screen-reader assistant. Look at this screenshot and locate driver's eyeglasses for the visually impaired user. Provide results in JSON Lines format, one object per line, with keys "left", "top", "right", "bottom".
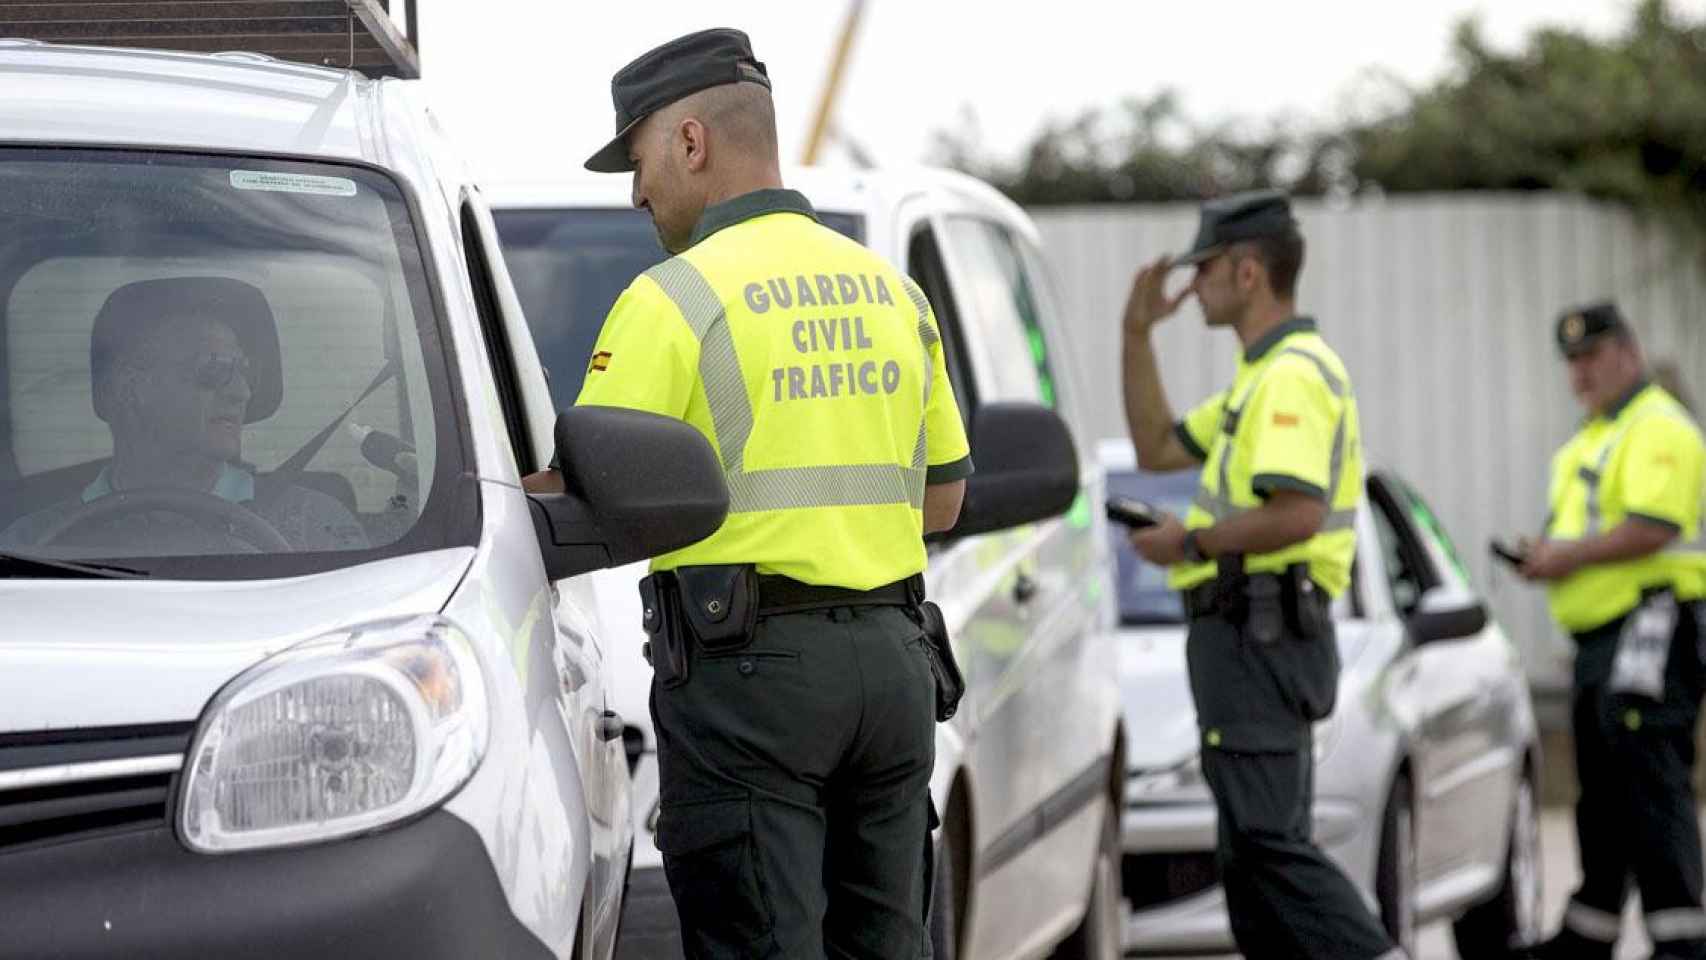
{"left": 189, "top": 354, "right": 252, "bottom": 391}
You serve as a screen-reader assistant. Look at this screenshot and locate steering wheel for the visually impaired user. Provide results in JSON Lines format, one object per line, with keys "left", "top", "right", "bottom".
{"left": 37, "top": 487, "right": 294, "bottom": 553}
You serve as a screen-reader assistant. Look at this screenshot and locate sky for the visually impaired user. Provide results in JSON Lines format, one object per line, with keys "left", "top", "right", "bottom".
{"left": 411, "top": 0, "right": 1705, "bottom": 184}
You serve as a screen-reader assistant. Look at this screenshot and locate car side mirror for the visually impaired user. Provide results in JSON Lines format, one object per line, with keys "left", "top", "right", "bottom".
{"left": 947, "top": 402, "right": 1080, "bottom": 539}
{"left": 1405, "top": 584, "right": 1488, "bottom": 645}
{"left": 526, "top": 407, "right": 729, "bottom": 580}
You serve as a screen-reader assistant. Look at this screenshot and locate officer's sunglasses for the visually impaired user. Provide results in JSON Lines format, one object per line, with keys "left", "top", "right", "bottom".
{"left": 187, "top": 354, "right": 252, "bottom": 391}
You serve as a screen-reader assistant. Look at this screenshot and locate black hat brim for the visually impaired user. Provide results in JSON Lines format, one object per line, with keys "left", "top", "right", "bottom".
{"left": 1560, "top": 329, "right": 1618, "bottom": 358}
{"left": 1171, "top": 244, "right": 1223, "bottom": 269}
{"left": 584, "top": 116, "right": 643, "bottom": 173}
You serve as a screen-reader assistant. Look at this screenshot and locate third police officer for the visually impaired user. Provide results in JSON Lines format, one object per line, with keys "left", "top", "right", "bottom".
{"left": 1519, "top": 302, "right": 1706, "bottom": 960}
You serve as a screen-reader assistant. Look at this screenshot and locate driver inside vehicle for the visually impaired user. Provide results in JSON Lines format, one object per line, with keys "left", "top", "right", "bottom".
{"left": 1, "top": 277, "right": 368, "bottom": 554}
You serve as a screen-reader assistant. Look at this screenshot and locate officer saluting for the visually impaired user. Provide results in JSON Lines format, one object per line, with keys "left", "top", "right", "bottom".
{"left": 1518, "top": 303, "right": 1706, "bottom": 960}
{"left": 573, "top": 28, "right": 973, "bottom": 959}
{"left": 1120, "top": 190, "right": 1405, "bottom": 960}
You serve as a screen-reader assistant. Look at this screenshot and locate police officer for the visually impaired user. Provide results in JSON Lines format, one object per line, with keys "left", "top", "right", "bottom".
{"left": 1121, "top": 190, "right": 1405, "bottom": 960}
{"left": 572, "top": 28, "right": 973, "bottom": 959}
{"left": 1518, "top": 303, "right": 1706, "bottom": 960}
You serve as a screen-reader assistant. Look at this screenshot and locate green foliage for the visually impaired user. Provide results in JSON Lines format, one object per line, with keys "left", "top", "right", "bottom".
{"left": 936, "top": 0, "right": 1706, "bottom": 231}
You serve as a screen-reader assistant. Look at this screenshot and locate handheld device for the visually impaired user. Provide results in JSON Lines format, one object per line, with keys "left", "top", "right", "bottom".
{"left": 1106, "top": 496, "right": 1163, "bottom": 530}
{"left": 1489, "top": 539, "right": 1528, "bottom": 568}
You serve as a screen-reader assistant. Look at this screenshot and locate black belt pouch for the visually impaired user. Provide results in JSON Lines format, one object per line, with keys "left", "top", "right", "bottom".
{"left": 675, "top": 564, "right": 760, "bottom": 652}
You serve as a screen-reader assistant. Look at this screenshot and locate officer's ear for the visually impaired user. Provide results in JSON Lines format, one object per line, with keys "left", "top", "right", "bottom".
{"left": 1232, "top": 250, "right": 1261, "bottom": 295}
{"left": 677, "top": 116, "right": 710, "bottom": 174}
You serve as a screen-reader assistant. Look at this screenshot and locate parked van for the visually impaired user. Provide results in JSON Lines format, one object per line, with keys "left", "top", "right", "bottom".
{"left": 0, "top": 41, "right": 722, "bottom": 959}
{"left": 491, "top": 167, "right": 1127, "bottom": 959}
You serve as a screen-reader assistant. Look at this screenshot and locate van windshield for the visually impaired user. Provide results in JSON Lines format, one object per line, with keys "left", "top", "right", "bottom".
{"left": 0, "top": 149, "right": 470, "bottom": 579}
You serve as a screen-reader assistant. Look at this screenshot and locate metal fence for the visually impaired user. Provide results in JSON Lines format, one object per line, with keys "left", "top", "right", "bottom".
{"left": 1033, "top": 192, "right": 1706, "bottom": 699}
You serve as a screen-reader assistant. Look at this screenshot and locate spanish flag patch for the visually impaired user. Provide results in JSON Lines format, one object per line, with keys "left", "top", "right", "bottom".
{"left": 589, "top": 351, "right": 612, "bottom": 373}
{"left": 1272, "top": 412, "right": 1300, "bottom": 427}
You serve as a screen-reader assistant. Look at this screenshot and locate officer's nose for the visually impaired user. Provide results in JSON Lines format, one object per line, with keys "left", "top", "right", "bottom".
{"left": 223, "top": 367, "right": 252, "bottom": 405}
{"left": 631, "top": 175, "right": 646, "bottom": 212}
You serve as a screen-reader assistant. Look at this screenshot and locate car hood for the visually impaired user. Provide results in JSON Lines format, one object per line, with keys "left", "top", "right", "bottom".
{"left": 1116, "top": 617, "right": 1375, "bottom": 773}
{"left": 0, "top": 548, "right": 477, "bottom": 731}
{"left": 1116, "top": 622, "right": 1199, "bottom": 770}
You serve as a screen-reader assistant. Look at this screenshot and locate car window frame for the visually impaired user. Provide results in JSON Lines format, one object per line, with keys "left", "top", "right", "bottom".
{"left": 1367, "top": 471, "right": 1447, "bottom": 620}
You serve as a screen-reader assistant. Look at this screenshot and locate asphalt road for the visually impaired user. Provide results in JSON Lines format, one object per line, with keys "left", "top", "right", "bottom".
{"left": 1159, "top": 807, "right": 1670, "bottom": 960}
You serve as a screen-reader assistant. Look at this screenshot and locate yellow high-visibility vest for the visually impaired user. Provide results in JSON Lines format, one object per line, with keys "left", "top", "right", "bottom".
{"left": 1545, "top": 383, "right": 1706, "bottom": 632}
{"left": 576, "top": 188, "right": 972, "bottom": 590}
{"left": 1170, "top": 319, "right": 1362, "bottom": 597}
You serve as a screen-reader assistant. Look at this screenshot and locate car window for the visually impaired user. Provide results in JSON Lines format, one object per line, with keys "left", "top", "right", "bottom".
{"left": 939, "top": 217, "right": 1057, "bottom": 407}
{"left": 0, "top": 149, "right": 466, "bottom": 577}
{"left": 1390, "top": 475, "right": 1474, "bottom": 590}
{"left": 1370, "top": 495, "right": 1426, "bottom": 619}
{"left": 494, "top": 206, "right": 863, "bottom": 411}
{"left": 1105, "top": 468, "right": 1198, "bottom": 625}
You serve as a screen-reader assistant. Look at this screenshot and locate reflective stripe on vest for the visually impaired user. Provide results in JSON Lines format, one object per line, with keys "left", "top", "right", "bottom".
{"left": 1194, "top": 345, "right": 1357, "bottom": 532}
{"left": 644, "top": 258, "right": 929, "bottom": 514}
{"left": 900, "top": 277, "right": 938, "bottom": 474}
{"left": 1565, "top": 900, "right": 1623, "bottom": 942}
{"left": 1648, "top": 907, "right": 1706, "bottom": 943}
{"left": 1567, "top": 399, "right": 1705, "bottom": 559}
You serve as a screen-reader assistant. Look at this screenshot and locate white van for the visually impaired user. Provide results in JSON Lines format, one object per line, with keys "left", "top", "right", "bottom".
{"left": 0, "top": 42, "right": 726, "bottom": 959}
{"left": 490, "top": 167, "right": 1127, "bottom": 959}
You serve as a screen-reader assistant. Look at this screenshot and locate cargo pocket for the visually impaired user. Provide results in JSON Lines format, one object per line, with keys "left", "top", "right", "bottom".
{"left": 1288, "top": 632, "right": 1340, "bottom": 722}
{"left": 656, "top": 798, "right": 774, "bottom": 950}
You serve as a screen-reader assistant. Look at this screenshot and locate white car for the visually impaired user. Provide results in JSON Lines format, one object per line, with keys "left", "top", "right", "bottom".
{"left": 490, "top": 168, "right": 1127, "bottom": 960}
{"left": 0, "top": 41, "right": 723, "bottom": 959}
{"left": 1099, "top": 439, "right": 1544, "bottom": 958}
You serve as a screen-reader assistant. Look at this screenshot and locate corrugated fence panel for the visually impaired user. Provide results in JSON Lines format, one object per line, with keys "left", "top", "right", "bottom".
{"left": 1035, "top": 192, "right": 1706, "bottom": 695}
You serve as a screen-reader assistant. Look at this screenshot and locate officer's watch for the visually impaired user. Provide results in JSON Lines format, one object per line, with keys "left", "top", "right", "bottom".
{"left": 1182, "top": 529, "right": 1208, "bottom": 564}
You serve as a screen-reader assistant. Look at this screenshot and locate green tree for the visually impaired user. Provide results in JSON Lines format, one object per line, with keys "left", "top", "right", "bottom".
{"left": 935, "top": 0, "right": 1706, "bottom": 232}
{"left": 1349, "top": 0, "right": 1706, "bottom": 226}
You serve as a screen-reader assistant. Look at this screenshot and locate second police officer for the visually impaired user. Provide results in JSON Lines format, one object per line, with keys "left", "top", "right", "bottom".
{"left": 1120, "top": 190, "right": 1407, "bottom": 960}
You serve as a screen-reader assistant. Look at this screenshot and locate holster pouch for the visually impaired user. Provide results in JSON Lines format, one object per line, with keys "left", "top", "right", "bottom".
{"left": 674, "top": 564, "right": 759, "bottom": 653}
{"left": 1610, "top": 589, "right": 1678, "bottom": 701}
{"left": 1284, "top": 564, "right": 1332, "bottom": 640}
{"left": 918, "top": 600, "right": 965, "bottom": 722}
{"left": 1214, "top": 554, "right": 1250, "bottom": 626}
{"left": 639, "top": 572, "right": 690, "bottom": 689}
{"left": 1245, "top": 574, "right": 1285, "bottom": 646}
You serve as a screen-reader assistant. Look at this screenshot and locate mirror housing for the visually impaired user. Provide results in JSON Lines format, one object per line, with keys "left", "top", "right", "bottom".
{"left": 948, "top": 402, "right": 1080, "bottom": 539}
{"left": 1406, "top": 584, "right": 1489, "bottom": 645}
{"left": 527, "top": 407, "right": 729, "bottom": 580}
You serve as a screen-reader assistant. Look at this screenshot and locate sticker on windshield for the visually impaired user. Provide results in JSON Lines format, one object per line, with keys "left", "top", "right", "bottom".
{"left": 229, "top": 170, "right": 357, "bottom": 197}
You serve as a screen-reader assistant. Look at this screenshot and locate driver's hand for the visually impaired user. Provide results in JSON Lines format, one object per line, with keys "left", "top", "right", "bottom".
{"left": 522, "top": 470, "right": 565, "bottom": 494}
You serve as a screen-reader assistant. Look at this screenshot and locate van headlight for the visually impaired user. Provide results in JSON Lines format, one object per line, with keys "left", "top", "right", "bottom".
{"left": 178, "top": 615, "right": 488, "bottom": 854}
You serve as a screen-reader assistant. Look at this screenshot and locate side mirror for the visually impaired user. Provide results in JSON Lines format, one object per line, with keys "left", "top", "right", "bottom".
{"left": 949, "top": 402, "right": 1080, "bottom": 539}
{"left": 527, "top": 407, "right": 729, "bottom": 580}
{"left": 1406, "top": 584, "right": 1488, "bottom": 645}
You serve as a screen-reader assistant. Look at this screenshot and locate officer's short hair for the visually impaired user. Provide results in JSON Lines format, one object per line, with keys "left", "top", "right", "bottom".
{"left": 671, "top": 80, "right": 778, "bottom": 159}
{"left": 1233, "top": 231, "right": 1306, "bottom": 299}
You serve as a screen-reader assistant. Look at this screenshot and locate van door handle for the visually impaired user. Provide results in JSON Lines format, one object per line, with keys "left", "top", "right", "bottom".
{"left": 1013, "top": 572, "right": 1039, "bottom": 605}
{"left": 598, "top": 711, "right": 624, "bottom": 742}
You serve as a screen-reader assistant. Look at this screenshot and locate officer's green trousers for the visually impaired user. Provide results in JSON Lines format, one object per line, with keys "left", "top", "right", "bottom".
{"left": 1186, "top": 612, "right": 1398, "bottom": 960}
{"left": 650, "top": 604, "right": 936, "bottom": 960}
{"left": 1542, "top": 601, "right": 1706, "bottom": 960}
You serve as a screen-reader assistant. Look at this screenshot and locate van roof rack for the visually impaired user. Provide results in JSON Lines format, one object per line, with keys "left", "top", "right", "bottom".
{"left": 0, "top": 1, "right": 419, "bottom": 78}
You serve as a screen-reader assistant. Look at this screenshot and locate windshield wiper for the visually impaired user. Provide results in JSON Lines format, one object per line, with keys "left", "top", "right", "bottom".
{"left": 0, "top": 550, "right": 148, "bottom": 579}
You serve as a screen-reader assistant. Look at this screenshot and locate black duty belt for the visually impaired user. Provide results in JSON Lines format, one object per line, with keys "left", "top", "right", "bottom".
{"left": 1183, "top": 571, "right": 1290, "bottom": 621}
{"left": 756, "top": 573, "right": 922, "bottom": 617}
{"left": 1182, "top": 580, "right": 1227, "bottom": 621}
